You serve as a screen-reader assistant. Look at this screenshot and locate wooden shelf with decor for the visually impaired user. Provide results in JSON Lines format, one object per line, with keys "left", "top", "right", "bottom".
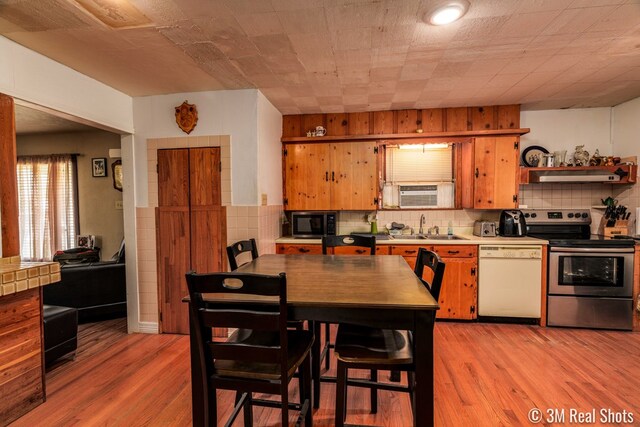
{"left": 520, "top": 165, "right": 637, "bottom": 185}
{"left": 282, "top": 128, "right": 531, "bottom": 143}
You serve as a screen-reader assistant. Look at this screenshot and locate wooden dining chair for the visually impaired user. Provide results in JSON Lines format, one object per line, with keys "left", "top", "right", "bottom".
{"left": 314, "top": 235, "right": 376, "bottom": 406}
{"left": 332, "top": 248, "right": 445, "bottom": 426}
{"left": 185, "top": 271, "right": 314, "bottom": 427}
{"left": 226, "top": 238, "right": 259, "bottom": 271}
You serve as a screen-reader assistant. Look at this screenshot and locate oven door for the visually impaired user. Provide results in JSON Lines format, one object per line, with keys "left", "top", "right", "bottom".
{"left": 549, "top": 247, "right": 634, "bottom": 297}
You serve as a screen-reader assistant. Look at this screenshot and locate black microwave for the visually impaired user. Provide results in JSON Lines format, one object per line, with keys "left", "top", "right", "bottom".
{"left": 291, "top": 211, "right": 337, "bottom": 238}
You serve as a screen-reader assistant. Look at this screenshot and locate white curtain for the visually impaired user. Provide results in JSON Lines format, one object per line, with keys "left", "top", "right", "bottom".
{"left": 17, "top": 155, "right": 77, "bottom": 261}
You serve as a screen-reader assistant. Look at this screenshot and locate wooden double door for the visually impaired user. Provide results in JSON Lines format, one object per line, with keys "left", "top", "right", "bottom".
{"left": 156, "top": 148, "right": 226, "bottom": 334}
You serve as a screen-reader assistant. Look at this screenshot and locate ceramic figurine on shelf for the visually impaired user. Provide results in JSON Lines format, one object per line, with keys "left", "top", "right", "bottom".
{"left": 573, "top": 145, "right": 590, "bottom": 166}
{"left": 589, "top": 149, "right": 603, "bottom": 166}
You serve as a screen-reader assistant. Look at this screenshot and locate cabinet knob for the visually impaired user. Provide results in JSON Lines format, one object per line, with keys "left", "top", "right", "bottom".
{"left": 355, "top": 249, "right": 366, "bottom": 254}
{"left": 447, "top": 250, "right": 460, "bottom": 254}
{"left": 405, "top": 250, "right": 417, "bottom": 254}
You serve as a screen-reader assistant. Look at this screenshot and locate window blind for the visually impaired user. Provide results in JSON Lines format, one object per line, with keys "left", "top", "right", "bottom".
{"left": 17, "top": 155, "right": 78, "bottom": 261}
{"left": 385, "top": 145, "right": 453, "bottom": 183}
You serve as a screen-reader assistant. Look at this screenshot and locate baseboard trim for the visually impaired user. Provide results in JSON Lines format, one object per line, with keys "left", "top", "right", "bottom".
{"left": 138, "top": 321, "right": 159, "bottom": 334}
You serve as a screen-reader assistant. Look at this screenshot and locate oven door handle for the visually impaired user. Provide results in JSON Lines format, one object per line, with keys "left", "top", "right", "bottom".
{"left": 551, "top": 247, "right": 635, "bottom": 253}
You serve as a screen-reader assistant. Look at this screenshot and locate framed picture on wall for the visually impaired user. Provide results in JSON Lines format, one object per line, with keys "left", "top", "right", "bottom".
{"left": 92, "top": 158, "right": 107, "bottom": 177}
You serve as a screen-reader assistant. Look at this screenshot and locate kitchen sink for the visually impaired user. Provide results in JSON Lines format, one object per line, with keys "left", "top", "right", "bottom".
{"left": 390, "top": 234, "right": 467, "bottom": 240}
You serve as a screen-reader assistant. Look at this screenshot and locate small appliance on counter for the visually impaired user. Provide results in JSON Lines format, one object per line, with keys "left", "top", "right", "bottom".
{"left": 473, "top": 221, "right": 497, "bottom": 237}
{"left": 498, "top": 210, "right": 526, "bottom": 237}
{"left": 291, "top": 211, "right": 337, "bottom": 238}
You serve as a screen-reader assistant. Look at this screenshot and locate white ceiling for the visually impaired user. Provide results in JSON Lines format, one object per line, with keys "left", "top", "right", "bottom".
{"left": 1, "top": 0, "right": 639, "bottom": 114}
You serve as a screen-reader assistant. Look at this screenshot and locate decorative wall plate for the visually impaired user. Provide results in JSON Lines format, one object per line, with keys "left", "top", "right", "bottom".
{"left": 175, "top": 100, "right": 198, "bottom": 134}
{"left": 521, "top": 145, "right": 549, "bottom": 167}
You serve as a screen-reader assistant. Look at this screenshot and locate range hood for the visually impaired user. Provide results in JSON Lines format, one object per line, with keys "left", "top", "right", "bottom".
{"left": 521, "top": 165, "right": 637, "bottom": 185}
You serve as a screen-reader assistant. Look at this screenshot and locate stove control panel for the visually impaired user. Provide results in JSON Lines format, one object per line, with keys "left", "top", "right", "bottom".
{"left": 520, "top": 209, "right": 591, "bottom": 224}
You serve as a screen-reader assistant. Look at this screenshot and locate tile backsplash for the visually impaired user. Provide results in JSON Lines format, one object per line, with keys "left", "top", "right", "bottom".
{"left": 335, "top": 183, "right": 638, "bottom": 235}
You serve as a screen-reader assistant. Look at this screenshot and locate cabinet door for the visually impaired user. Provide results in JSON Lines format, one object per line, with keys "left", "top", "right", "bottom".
{"left": 276, "top": 244, "right": 323, "bottom": 255}
{"left": 474, "top": 136, "right": 519, "bottom": 209}
{"left": 330, "top": 142, "right": 377, "bottom": 210}
{"left": 422, "top": 256, "right": 477, "bottom": 320}
{"left": 284, "top": 143, "right": 330, "bottom": 210}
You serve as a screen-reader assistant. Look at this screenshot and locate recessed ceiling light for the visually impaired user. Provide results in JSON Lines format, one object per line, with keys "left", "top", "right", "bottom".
{"left": 426, "top": 1, "right": 470, "bottom": 26}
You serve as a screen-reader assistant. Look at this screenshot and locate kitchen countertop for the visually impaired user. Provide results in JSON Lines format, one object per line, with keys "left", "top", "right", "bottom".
{"left": 276, "top": 235, "right": 548, "bottom": 245}
{"left": 0, "top": 256, "right": 61, "bottom": 297}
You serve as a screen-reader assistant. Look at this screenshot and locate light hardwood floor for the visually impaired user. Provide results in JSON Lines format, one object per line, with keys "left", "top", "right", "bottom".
{"left": 10, "top": 320, "right": 640, "bottom": 426}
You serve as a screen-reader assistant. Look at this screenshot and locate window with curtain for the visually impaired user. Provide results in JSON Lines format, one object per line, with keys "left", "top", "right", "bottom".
{"left": 17, "top": 155, "right": 78, "bottom": 261}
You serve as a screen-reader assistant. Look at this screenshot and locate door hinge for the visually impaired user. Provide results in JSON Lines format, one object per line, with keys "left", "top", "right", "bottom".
{"left": 474, "top": 168, "right": 479, "bottom": 178}
{"left": 156, "top": 163, "right": 159, "bottom": 173}
{"left": 374, "top": 197, "right": 379, "bottom": 205}
{"left": 471, "top": 267, "right": 476, "bottom": 276}
{"left": 283, "top": 148, "right": 288, "bottom": 156}
{"left": 514, "top": 141, "right": 519, "bottom": 149}
{"left": 470, "top": 305, "right": 476, "bottom": 314}
{"left": 513, "top": 194, "right": 518, "bottom": 203}
{"left": 374, "top": 146, "right": 379, "bottom": 154}
{"left": 283, "top": 198, "right": 288, "bottom": 206}
{"left": 219, "top": 162, "right": 222, "bottom": 172}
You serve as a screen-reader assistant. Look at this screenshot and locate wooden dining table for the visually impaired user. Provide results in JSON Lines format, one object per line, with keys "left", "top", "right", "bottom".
{"left": 188, "top": 254, "right": 439, "bottom": 427}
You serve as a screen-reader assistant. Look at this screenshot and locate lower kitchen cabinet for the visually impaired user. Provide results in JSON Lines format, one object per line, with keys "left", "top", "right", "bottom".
{"left": 392, "top": 244, "right": 478, "bottom": 320}
{"left": 276, "top": 243, "right": 477, "bottom": 320}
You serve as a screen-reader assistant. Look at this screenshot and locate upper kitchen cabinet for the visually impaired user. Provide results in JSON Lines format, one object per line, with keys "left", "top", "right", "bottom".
{"left": 284, "top": 141, "right": 377, "bottom": 211}
{"left": 464, "top": 136, "right": 520, "bottom": 209}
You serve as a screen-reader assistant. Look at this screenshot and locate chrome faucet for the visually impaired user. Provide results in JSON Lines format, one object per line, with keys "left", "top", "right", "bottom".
{"left": 419, "top": 214, "right": 425, "bottom": 234}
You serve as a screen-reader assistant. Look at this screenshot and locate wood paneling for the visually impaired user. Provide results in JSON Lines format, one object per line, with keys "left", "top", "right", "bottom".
{"left": 282, "top": 105, "right": 520, "bottom": 138}
{"left": 330, "top": 142, "right": 377, "bottom": 210}
{"left": 427, "top": 256, "right": 477, "bottom": 320}
{"left": 156, "top": 208, "right": 191, "bottom": 335}
{"left": 0, "top": 94, "right": 20, "bottom": 256}
{"left": 459, "top": 140, "right": 475, "bottom": 208}
{"left": 282, "top": 115, "right": 301, "bottom": 138}
{"left": 497, "top": 104, "right": 520, "bottom": 129}
{"left": 301, "top": 114, "right": 325, "bottom": 134}
{"left": 326, "top": 113, "right": 349, "bottom": 136}
{"left": 348, "top": 112, "right": 371, "bottom": 135}
{"left": 445, "top": 107, "right": 469, "bottom": 132}
{"left": 158, "top": 149, "right": 189, "bottom": 208}
{"left": 372, "top": 110, "right": 394, "bottom": 134}
{"left": 422, "top": 108, "right": 444, "bottom": 132}
{"left": 470, "top": 106, "right": 496, "bottom": 130}
{"left": 284, "top": 143, "right": 331, "bottom": 210}
{"left": 189, "top": 148, "right": 221, "bottom": 207}
{"left": 396, "top": 109, "right": 419, "bottom": 133}
{"left": 0, "top": 288, "right": 45, "bottom": 425}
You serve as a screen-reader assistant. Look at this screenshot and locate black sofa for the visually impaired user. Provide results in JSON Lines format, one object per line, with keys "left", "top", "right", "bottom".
{"left": 43, "top": 261, "right": 127, "bottom": 323}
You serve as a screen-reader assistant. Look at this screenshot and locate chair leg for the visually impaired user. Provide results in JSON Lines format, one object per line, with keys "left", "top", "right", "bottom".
{"left": 301, "top": 354, "right": 313, "bottom": 426}
{"left": 324, "top": 322, "right": 331, "bottom": 371}
{"left": 281, "top": 386, "right": 289, "bottom": 427}
{"left": 408, "top": 371, "right": 416, "bottom": 420}
{"left": 335, "top": 362, "right": 347, "bottom": 427}
{"left": 370, "top": 369, "right": 378, "bottom": 414}
{"left": 312, "top": 321, "right": 321, "bottom": 409}
{"left": 244, "top": 392, "right": 253, "bottom": 427}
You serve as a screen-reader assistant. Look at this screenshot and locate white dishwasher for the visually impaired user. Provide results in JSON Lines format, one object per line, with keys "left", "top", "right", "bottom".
{"left": 478, "top": 245, "right": 542, "bottom": 318}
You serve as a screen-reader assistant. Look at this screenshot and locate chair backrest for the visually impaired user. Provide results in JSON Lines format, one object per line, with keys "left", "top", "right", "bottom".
{"left": 226, "top": 238, "right": 259, "bottom": 271}
{"left": 414, "top": 248, "right": 446, "bottom": 300}
{"left": 322, "top": 235, "right": 376, "bottom": 255}
{"left": 185, "top": 271, "right": 288, "bottom": 381}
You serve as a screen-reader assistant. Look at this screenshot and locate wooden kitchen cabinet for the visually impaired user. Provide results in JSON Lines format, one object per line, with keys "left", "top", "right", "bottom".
{"left": 276, "top": 243, "right": 388, "bottom": 255}
{"left": 276, "top": 243, "right": 323, "bottom": 255}
{"left": 284, "top": 141, "right": 377, "bottom": 211}
{"left": 466, "top": 136, "right": 520, "bottom": 209}
{"left": 392, "top": 244, "right": 478, "bottom": 320}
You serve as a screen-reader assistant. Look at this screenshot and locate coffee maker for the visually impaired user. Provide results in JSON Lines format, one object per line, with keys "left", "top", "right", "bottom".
{"left": 499, "top": 210, "right": 526, "bottom": 237}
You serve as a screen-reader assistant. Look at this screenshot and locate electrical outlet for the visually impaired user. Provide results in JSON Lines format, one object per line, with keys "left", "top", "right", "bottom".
{"left": 115, "top": 200, "right": 123, "bottom": 210}
{"left": 261, "top": 193, "right": 267, "bottom": 206}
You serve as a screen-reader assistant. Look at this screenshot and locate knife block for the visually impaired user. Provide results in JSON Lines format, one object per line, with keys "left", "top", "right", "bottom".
{"left": 598, "top": 217, "right": 629, "bottom": 237}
